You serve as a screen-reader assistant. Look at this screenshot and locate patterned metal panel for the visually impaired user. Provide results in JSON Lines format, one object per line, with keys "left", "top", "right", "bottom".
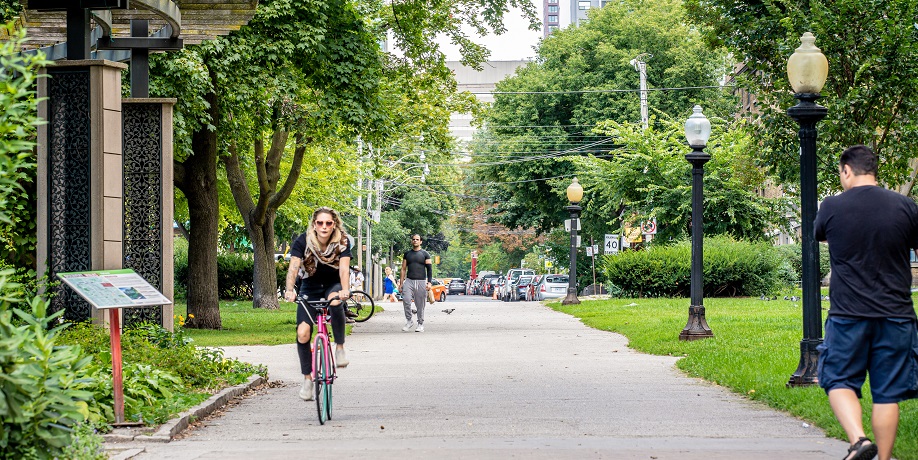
{"left": 122, "top": 103, "right": 164, "bottom": 327}
{"left": 47, "top": 69, "right": 93, "bottom": 322}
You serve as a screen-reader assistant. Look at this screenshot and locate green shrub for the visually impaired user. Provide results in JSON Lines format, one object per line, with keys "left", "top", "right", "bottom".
{"left": 600, "top": 235, "right": 784, "bottom": 297}
{"left": 0, "top": 271, "right": 96, "bottom": 460}
{"left": 175, "top": 246, "right": 288, "bottom": 300}
{"left": 59, "top": 422, "right": 106, "bottom": 460}
{"left": 216, "top": 252, "right": 255, "bottom": 299}
{"left": 173, "top": 237, "right": 188, "bottom": 300}
{"left": 58, "top": 321, "right": 267, "bottom": 424}
{"left": 772, "top": 243, "right": 831, "bottom": 286}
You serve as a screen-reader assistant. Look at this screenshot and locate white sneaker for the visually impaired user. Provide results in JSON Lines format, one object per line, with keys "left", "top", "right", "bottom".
{"left": 336, "top": 348, "right": 349, "bottom": 368}
{"left": 298, "top": 379, "right": 314, "bottom": 401}
{"left": 402, "top": 321, "right": 415, "bottom": 332}
{"left": 415, "top": 324, "right": 424, "bottom": 333}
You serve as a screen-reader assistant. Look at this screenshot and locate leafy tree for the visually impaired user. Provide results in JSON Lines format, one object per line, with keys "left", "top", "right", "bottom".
{"left": 684, "top": 0, "right": 918, "bottom": 197}
{"left": 476, "top": 241, "right": 512, "bottom": 274}
{"left": 0, "top": 0, "right": 20, "bottom": 22}
{"left": 577, "top": 115, "right": 791, "bottom": 243}
{"left": 0, "top": 24, "right": 50, "bottom": 279}
{"left": 154, "top": 0, "right": 537, "bottom": 325}
{"left": 475, "top": 0, "right": 733, "bottom": 234}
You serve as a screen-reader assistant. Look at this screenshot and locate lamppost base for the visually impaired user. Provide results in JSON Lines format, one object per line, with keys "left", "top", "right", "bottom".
{"left": 679, "top": 305, "right": 713, "bottom": 341}
{"left": 787, "top": 338, "right": 822, "bottom": 387}
{"left": 561, "top": 291, "right": 580, "bottom": 305}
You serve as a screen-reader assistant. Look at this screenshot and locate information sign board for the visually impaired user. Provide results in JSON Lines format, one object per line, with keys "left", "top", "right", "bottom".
{"left": 57, "top": 269, "right": 172, "bottom": 310}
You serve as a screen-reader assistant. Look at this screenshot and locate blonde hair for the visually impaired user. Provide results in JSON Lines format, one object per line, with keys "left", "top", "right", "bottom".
{"left": 306, "top": 206, "right": 345, "bottom": 239}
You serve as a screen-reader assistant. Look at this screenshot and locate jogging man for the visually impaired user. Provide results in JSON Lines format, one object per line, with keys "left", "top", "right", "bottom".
{"left": 815, "top": 145, "right": 918, "bottom": 460}
{"left": 400, "top": 234, "right": 432, "bottom": 332}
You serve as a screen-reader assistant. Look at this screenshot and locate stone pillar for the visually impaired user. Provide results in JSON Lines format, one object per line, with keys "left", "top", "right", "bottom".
{"left": 121, "top": 99, "right": 176, "bottom": 330}
{"left": 37, "top": 60, "right": 127, "bottom": 324}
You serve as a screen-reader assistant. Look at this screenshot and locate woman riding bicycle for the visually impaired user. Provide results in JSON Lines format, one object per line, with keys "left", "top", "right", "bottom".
{"left": 283, "top": 206, "right": 351, "bottom": 401}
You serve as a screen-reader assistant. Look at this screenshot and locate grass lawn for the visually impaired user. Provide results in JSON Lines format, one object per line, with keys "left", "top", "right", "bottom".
{"left": 549, "top": 296, "right": 918, "bottom": 460}
{"left": 172, "top": 300, "right": 373, "bottom": 347}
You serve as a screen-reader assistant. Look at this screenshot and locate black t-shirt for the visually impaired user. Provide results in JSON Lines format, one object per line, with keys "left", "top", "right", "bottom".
{"left": 403, "top": 248, "right": 431, "bottom": 280}
{"left": 814, "top": 185, "right": 918, "bottom": 320}
{"left": 290, "top": 233, "right": 352, "bottom": 287}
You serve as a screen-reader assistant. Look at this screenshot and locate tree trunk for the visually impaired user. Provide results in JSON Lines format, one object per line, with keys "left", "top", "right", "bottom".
{"left": 250, "top": 211, "right": 279, "bottom": 309}
{"left": 175, "top": 91, "right": 222, "bottom": 330}
{"left": 223, "top": 126, "right": 309, "bottom": 310}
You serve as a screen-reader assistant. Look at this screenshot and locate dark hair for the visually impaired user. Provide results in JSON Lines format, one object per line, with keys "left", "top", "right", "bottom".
{"left": 411, "top": 234, "right": 422, "bottom": 240}
{"left": 840, "top": 145, "right": 877, "bottom": 176}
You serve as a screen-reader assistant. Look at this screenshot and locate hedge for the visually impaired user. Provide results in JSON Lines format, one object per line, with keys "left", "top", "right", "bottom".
{"left": 174, "top": 242, "right": 287, "bottom": 301}
{"left": 600, "top": 236, "right": 785, "bottom": 298}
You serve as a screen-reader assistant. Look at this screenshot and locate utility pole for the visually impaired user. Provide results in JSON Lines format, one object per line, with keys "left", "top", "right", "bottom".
{"left": 590, "top": 236, "right": 597, "bottom": 290}
{"left": 356, "top": 138, "right": 364, "bottom": 269}
{"left": 630, "top": 54, "right": 652, "bottom": 130}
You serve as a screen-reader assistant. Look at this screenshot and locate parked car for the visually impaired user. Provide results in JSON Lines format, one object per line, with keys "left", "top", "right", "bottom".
{"left": 448, "top": 279, "right": 466, "bottom": 295}
{"left": 525, "top": 275, "right": 542, "bottom": 301}
{"left": 481, "top": 275, "right": 500, "bottom": 297}
{"left": 501, "top": 268, "right": 535, "bottom": 301}
{"left": 535, "top": 274, "right": 569, "bottom": 300}
{"left": 430, "top": 278, "right": 447, "bottom": 302}
{"left": 515, "top": 275, "right": 535, "bottom": 300}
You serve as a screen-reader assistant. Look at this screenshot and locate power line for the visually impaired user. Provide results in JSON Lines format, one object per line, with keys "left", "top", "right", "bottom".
{"left": 477, "top": 85, "right": 732, "bottom": 95}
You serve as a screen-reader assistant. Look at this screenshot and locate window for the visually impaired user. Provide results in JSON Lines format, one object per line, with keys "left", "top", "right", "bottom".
{"left": 547, "top": 5, "right": 558, "bottom": 12}
{"left": 548, "top": 25, "right": 559, "bottom": 32}
{"left": 547, "top": 15, "right": 558, "bottom": 23}
{"left": 579, "top": 0, "right": 592, "bottom": 10}
{"left": 548, "top": 0, "right": 558, "bottom": 3}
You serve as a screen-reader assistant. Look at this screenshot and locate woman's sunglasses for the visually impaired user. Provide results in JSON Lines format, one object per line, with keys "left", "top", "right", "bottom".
{"left": 315, "top": 220, "right": 335, "bottom": 227}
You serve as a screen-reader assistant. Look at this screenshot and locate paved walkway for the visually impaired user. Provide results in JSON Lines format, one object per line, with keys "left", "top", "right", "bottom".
{"left": 129, "top": 296, "right": 850, "bottom": 459}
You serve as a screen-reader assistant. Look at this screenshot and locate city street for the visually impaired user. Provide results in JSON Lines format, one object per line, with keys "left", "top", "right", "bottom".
{"left": 130, "top": 295, "right": 849, "bottom": 459}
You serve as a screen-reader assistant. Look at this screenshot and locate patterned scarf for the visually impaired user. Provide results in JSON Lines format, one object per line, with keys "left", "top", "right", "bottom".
{"left": 301, "top": 226, "right": 349, "bottom": 277}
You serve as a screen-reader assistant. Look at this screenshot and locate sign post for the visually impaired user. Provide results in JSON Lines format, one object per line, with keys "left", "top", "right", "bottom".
{"left": 58, "top": 269, "right": 172, "bottom": 425}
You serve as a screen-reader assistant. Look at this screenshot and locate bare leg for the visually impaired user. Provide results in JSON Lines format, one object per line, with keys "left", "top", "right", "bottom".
{"left": 828, "top": 389, "right": 870, "bottom": 449}
{"left": 872, "top": 403, "right": 899, "bottom": 460}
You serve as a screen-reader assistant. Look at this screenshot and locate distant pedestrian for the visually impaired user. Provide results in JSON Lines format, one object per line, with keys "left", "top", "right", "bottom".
{"left": 349, "top": 266, "right": 365, "bottom": 292}
{"left": 400, "top": 234, "right": 432, "bottom": 333}
{"left": 815, "top": 145, "right": 918, "bottom": 460}
{"left": 383, "top": 266, "right": 399, "bottom": 303}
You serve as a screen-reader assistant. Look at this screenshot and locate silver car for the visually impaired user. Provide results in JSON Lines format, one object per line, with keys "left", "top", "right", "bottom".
{"left": 535, "top": 274, "right": 569, "bottom": 300}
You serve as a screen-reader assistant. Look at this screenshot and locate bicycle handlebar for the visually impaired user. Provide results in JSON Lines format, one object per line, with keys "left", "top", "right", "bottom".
{"left": 296, "top": 294, "right": 341, "bottom": 307}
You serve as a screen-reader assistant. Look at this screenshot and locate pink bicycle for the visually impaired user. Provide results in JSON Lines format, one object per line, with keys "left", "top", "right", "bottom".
{"left": 297, "top": 295, "right": 338, "bottom": 424}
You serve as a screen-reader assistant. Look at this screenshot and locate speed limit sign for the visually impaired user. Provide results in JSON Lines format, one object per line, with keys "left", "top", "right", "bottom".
{"left": 604, "top": 234, "right": 620, "bottom": 254}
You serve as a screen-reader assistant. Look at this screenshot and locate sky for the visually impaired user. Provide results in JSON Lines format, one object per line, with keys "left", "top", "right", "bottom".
{"left": 436, "top": 6, "right": 545, "bottom": 62}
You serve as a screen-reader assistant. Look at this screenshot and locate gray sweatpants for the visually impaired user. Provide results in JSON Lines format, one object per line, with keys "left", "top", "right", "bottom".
{"left": 402, "top": 278, "right": 428, "bottom": 325}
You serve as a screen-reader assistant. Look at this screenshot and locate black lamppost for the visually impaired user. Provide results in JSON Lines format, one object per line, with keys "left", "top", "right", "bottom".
{"left": 679, "top": 105, "right": 714, "bottom": 341}
{"left": 562, "top": 178, "right": 584, "bottom": 306}
{"left": 786, "top": 32, "right": 829, "bottom": 387}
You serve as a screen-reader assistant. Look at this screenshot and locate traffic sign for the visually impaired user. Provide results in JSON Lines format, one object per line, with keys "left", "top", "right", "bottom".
{"left": 604, "top": 234, "right": 620, "bottom": 254}
{"left": 586, "top": 246, "right": 593, "bottom": 257}
{"left": 642, "top": 218, "right": 657, "bottom": 235}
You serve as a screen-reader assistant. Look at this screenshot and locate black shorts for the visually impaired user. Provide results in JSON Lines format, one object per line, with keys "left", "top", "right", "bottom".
{"left": 296, "top": 282, "right": 342, "bottom": 327}
{"left": 817, "top": 316, "right": 918, "bottom": 404}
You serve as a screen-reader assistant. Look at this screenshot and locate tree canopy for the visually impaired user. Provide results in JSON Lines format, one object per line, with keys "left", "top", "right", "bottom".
{"left": 474, "top": 0, "right": 733, "bottom": 234}
{"left": 684, "top": 0, "right": 918, "bottom": 197}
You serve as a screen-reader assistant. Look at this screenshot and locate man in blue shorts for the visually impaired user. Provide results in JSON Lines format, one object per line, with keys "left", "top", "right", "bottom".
{"left": 815, "top": 145, "right": 918, "bottom": 460}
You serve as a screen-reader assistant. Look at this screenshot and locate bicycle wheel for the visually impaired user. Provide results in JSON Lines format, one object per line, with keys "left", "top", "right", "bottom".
{"left": 347, "top": 290, "right": 375, "bottom": 322}
{"left": 325, "top": 360, "right": 333, "bottom": 421}
{"left": 314, "top": 338, "right": 329, "bottom": 425}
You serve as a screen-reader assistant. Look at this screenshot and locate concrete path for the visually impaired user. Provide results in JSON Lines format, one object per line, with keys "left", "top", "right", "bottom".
{"left": 130, "top": 296, "right": 850, "bottom": 459}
